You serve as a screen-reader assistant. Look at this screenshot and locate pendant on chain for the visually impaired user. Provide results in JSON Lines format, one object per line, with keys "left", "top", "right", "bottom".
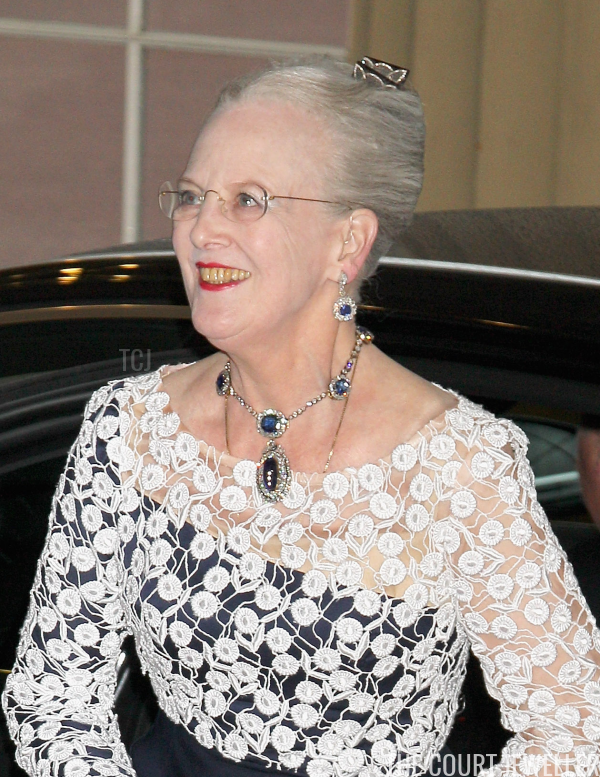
{"left": 217, "top": 326, "right": 373, "bottom": 503}
{"left": 258, "top": 440, "right": 292, "bottom": 503}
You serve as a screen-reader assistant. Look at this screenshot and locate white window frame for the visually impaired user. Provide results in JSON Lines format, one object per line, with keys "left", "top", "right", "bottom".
{"left": 0, "top": 0, "right": 345, "bottom": 243}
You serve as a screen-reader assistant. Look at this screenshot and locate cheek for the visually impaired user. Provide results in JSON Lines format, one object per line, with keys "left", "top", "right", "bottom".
{"left": 172, "top": 224, "right": 188, "bottom": 259}
{"left": 181, "top": 263, "right": 198, "bottom": 296}
{"left": 172, "top": 228, "right": 196, "bottom": 287}
{"left": 176, "top": 263, "right": 200, "bottom": 307}
{"left": 268, "top": 218, "right": 330, "bottom": 283}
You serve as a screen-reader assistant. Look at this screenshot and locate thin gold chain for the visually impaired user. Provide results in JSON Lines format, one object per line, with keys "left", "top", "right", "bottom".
{"left": 224, "top": 393, "right": 230, "bottom": 455}
{"left": 223, "top": 329, "right": 366, "bottom": 426}
{"left": 225, "top": 348, "right": 361, "bottom": 474}
{"left": 323, "top": 347, "right": 360, "bottom": 473}
{"left": 227, "top": 379, "right": 329, "bottom": 421}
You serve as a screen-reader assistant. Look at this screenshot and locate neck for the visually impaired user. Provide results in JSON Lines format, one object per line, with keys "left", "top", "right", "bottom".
{"left": 223, "top": 318, "right": 357, "bottom": 414}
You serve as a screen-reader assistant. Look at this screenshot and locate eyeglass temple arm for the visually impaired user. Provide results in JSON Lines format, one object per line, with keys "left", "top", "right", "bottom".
{"left": 269, "top": 195, "right": 352, "bottom": 208}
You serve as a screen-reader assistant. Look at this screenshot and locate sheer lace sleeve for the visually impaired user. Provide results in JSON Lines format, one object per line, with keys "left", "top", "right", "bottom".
{"left": 1, "top": 382, "right": 136, "bottom": 777}
{"left": 433, "top": 411, "right": 600, "bottom": 777}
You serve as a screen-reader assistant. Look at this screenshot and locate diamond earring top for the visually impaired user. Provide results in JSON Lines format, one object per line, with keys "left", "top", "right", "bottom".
{"left": 333, "top": 271, "right": 357, "bottom": 322}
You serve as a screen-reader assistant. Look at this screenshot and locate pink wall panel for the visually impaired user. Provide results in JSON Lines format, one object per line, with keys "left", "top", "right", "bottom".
{"left": 0, "top": 0, "right": 127, "bottom": 27}
{"left": 146, "top": 0, "right": 348, "bottom": 45}
{"left": 0, "top": 2, "right": 350, "bottom": 267}
{"left": 0, "top": 39, "right": 124, "bottom": 268}
{"left": 142, "top": 51, "right": 269, "bottom": 241}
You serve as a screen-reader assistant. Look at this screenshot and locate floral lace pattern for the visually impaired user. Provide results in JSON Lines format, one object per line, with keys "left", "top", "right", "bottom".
{"left": 3, "top": 364, "right": 600, "bottom": 777}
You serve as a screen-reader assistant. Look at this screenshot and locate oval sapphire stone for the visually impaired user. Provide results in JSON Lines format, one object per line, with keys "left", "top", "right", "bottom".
{"left": 333, "top": 378, "right": 350, "bottom": 397}
{"left": 260, "top": 415, "right": 278, "bottom": 435}
{"left": 340, "top": 303, "right": 352, "bottom": 318}
{"left": 216, "top": 372, "right": 227, "bottom": 395}
{"left": 262, "top": 457, "right": 278, "bottom": 492}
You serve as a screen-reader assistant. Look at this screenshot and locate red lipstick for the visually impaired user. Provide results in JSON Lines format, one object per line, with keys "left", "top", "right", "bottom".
{"left": 195, "top": 262, "right": 249, "bottom": 291}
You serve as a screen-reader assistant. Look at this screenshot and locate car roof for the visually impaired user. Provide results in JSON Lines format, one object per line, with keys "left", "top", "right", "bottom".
{"left": 391, "top": 206, "right": 600, "bottom": 277}
{"left": 4, "top": 206, "right": 597, "bottom": 333}
{"left": 1, "top": 207, "right": 599, "bottom": 401}
{"left": 60, "top": 205, "right": 600, "bottom": 279}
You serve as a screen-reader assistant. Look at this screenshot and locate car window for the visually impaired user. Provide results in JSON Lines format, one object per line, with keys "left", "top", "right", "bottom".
{"left": 514, "top": 418, "right": 580, "bottom": 519}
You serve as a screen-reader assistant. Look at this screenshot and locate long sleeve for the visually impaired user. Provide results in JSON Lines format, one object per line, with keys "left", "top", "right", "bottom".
{"left": 432, "top": 410, "right": 600, "bottom": 777}
{"left": 1, "top": 382, "right": 136, "bottom": 777}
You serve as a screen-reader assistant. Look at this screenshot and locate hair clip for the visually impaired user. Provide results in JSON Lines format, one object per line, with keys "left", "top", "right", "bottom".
{"left": 353, "top": 57, "right": 409, "bottom": 90}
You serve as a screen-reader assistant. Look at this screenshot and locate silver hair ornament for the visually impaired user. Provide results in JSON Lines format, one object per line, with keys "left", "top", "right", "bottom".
{"left": 353, "top": 57, "right": 409, "bottom": 90}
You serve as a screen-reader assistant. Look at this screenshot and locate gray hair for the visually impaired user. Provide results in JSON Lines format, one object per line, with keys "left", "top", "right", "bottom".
{"left": 209, "top": 56, "right": 425, "bottom": 284}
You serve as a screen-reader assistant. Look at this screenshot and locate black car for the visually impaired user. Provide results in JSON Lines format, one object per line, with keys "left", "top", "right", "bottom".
{"left": 1, "top": 206, "right": 600, "bottom": 776}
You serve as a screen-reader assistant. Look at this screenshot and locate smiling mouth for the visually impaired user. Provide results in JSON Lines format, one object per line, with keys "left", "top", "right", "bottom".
{"left": 197, "top": 264, "right": 250, "bottom": 286}
{"left": 197, "top": 266, "right": 251, "bottom": 285}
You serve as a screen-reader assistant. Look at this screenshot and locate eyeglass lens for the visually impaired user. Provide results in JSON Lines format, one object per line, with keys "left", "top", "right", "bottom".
{"left": 159, "top": 181, "right": 269, "bottom": 223}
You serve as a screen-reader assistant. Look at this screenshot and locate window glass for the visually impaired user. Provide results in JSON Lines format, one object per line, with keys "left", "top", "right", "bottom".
{"left": 0, "top": 0, "right": 126, "bottom": 26}
{"left": 516, "top": 419, "right": 581, "bottom": 519}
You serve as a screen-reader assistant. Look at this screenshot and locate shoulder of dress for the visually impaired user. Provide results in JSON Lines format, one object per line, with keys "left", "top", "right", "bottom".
{"left": 475, "top": 411, "right": 530, "bottom": 455}
{"left": 502, "top": 417, "right": 529, "bottom": 450}
{"left": 82, "top": 365, "right": 169, "bottom": 421}
{"left": 83, "top": 378, "right": 126, "bottom": 420}
{"left": 439, "top": 394, "right": 530, "bottom": 458}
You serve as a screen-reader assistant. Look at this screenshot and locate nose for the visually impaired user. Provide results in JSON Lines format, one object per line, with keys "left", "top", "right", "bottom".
{"left": 188, "top": 190, "right": 231, "bottom": 249}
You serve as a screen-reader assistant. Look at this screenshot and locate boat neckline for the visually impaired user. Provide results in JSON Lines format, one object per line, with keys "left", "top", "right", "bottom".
{"left": 145, "top": 362, "right": 461, "bottom": 482}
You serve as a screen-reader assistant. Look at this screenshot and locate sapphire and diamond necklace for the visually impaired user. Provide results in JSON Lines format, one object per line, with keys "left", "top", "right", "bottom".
{"left": 216, "top": 326, "right": 373, "bottom": 503}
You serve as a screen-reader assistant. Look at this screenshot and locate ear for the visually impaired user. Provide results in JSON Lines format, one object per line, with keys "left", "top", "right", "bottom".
{"left": 331, "top": 209, "right": 379, "bottom": 285}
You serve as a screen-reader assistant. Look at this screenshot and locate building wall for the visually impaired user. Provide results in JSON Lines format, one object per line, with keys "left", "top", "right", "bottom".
{"left": 1, "top": 1, "right": 598, "bottom": 269}
{"left": 0, "top": 1, "right": 348, "bottom": 268}
{"left": 349, "top": 0, "right": 600, "bottom": 211}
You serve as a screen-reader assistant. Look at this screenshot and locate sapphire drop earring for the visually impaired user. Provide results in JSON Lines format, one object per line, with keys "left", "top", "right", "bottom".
{"left": 332, "top": 272, "right": 357, "bottom": 322}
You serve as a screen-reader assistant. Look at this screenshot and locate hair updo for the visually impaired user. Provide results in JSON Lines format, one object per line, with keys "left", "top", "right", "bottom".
{"left": 208, "top": 56, "right": 425, "bottom": 284}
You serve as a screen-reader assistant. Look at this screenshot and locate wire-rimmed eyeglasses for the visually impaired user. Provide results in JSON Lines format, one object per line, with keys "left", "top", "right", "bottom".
{"left": 158, "top": 181, "right": 352, "bottom": 223}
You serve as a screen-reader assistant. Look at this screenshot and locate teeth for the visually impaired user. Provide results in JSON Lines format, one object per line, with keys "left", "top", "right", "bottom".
{"left": 199, "top": 267, "right": 250, "bottom": 284}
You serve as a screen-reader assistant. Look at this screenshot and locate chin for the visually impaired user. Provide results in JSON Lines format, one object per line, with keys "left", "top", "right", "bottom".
{"left": 190, "top": 303, "right": 251, "bottom": 351}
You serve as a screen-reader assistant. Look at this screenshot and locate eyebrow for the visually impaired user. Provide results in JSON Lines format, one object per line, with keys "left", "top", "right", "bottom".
{"left": 178, "top": 176, "right": 201, "bottom": 188}
{"left": 178, "top": 176, "right": 271, "bottom": 191}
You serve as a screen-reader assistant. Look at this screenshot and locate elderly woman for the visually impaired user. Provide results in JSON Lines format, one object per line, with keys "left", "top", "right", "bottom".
{"left": 3, "top": 57, "right": 600, "bottom": 777}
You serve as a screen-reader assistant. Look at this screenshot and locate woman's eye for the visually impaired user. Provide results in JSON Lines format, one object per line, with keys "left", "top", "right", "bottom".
{"left": 179, "top": 190, "right": 201, "bottom": 206}
{"left": 236, "top": 191, "right": 261, "bottom": 208}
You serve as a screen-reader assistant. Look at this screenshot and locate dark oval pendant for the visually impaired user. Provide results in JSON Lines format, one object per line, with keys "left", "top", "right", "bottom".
{"left": 262, "top": 456, "right": 278, "bottom": 492}
{"left": 257, "top": 442, "right": 291, "bottom": 503}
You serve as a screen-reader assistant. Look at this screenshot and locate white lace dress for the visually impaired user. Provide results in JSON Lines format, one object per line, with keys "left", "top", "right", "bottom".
{"left": 3, "top": 364, "right": 600, "bottom": 777}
